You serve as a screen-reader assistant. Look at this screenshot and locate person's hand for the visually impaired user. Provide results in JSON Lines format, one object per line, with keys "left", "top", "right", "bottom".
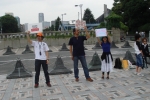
{"left": 71, "top": 56, "right": 74, "bottom": 60}
{"left": 46, "top": 59, "right": 49, "bottom": 64}
{"left": 84, "top": 26, "right": 87, "bottom": 31}
{"left": 26, "top": 31, "right": 30, "bottom": 35}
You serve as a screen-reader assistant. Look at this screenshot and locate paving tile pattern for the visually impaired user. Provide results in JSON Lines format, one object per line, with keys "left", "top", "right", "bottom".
{"left": 0, "top": 68, "right": 150, "bottom": 100}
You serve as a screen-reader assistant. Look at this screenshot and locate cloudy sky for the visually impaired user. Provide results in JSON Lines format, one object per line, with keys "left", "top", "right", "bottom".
{"left": 0, "top": 0, "right": 114, "bottom": 24}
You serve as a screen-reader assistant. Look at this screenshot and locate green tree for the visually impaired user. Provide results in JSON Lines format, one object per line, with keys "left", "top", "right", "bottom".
{"left": 96, "top": 22, "right": 106, "bottom": 28}
{"left": 83, "top": 8, "right": 96, "bottom": 24}
{"left": 105, "top": 12, "right": 122, "bottom": 30}
{"left": 112, "top": 0, "right": 150, "bottom": 33}
{"left": 55, "top": 17, "right": 61, "bottom": 31}
{"left": 0, "top": 15, "right": 19, "bottom": 33}
{"left": 51, "top": 25, "right": 54, "bottom": 31}
{"left": 43, "top": 27, "right": 51, "bottom": 31}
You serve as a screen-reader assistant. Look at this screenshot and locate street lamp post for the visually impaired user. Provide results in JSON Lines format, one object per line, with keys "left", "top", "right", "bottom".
{"left": 61, "top": 13, "right": 66, "bottom": 25}
{"left": 75, "top": 4, "right": 83, "bottom": 21}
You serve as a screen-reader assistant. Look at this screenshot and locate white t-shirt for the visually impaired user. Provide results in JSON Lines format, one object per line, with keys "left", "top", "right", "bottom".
{"left": 31, "top": 41, "right": 49, "bottom": 60}
{"left": 134, "top": 42, "right": 141, "bottom": 55}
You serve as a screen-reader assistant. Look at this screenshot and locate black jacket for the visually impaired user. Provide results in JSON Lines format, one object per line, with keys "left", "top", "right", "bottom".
{"left": 141, "top": 44, "right": 149, "bottom": 56}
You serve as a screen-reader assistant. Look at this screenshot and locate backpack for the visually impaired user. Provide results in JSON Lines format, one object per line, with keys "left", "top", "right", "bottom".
{"left": 114, "top": 58, "right": 122, "bottom": 69}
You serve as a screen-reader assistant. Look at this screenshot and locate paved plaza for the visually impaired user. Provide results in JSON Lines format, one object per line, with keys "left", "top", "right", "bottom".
{"left": 0, "top": 41, "right": 150, "bottom": 100}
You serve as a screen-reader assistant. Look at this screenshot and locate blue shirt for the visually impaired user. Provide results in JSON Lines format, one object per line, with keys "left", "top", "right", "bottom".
{"left": 101, "top": 42, "right": 111, "bottom": 52}
{"left": 69, "top": 36, "right": 87, "bottom": 56}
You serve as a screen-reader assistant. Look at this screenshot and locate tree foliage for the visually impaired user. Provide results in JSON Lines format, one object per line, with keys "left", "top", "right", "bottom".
{"left": 112, "top": 0, "right": 150, "bottom": 33}
{"left": 0, "top": 15, "right": 19, "bottom": 33}
{"left": 55, "top": 17, "right": 61, "bottom": 31}
{"left": 105, "top": 12, "right": 122, "bottom": 29}
{"left": 83, "top": 8, "right": 96, "bottom": 24}
{"left": 51, "top": 25, "right": 54, "bottom": 31}
{"left": 96, "top": 22, "right": 106, "bottom": 28}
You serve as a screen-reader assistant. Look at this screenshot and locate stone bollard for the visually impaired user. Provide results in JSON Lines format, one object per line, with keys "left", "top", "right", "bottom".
{"left": 111, "top": 41, "right": 119, "bottom": 48}
{"left": 121, "top": 41, "right": 132, "bottom": 48}
{"left": 48, "top": 49, "right": 53, "bottom": 52}
{"left": 49, "top": 55, "right": 72, "bottom": 75}
{"left": 59, "top": 43, "right": 69, "bottom": 51}
{"left": 88, "top": 52, "right": 101, "bottom": 71}
{"left": 84, "top": 47, "right": 88, "bottom": 50}
{"left": 123, "top": 51, "right": 136, "bottom": 65}
{"left": 6, "top": 58, "right": 32, "bottom": 79}
{"left": 92, "top": 42, "right": 102, "bottom": 49}
{"left": 22, "top": 45, "right": 34, "bottom": 54}
{"left": 3, "top": 46, "right": 16, "bottom": 55}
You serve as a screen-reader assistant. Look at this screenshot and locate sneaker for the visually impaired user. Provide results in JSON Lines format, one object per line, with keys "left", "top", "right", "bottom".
{"left": 86, "top": 78, "right": 93, "bottom": 82}
{"left": 47, "top": 82, "right": 51, "bottom": 87}
{"left": 134, "top": 72, "right": 137, "bottom": 75}
{"left": 34, "top": 84, "right": 39, "bottom": 88}
{"left": 75, "top": 78, "right": 79, "bottom": 82}
{"left": 137, "top": 73, "right": 144, "bottom": 76}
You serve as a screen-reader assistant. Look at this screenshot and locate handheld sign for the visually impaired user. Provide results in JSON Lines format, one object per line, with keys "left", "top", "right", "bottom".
{"left": 95, "top": 28, "right": 107, "bottom": 37}
{"left": 28, "top": 23, "right": 43, "bottom": 34}
{"left": 75, "top": 20, "right": 86, "bottom": 29}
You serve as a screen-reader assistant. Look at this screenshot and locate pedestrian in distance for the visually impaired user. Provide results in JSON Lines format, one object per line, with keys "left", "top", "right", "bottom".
{"left": 69, "top": 27, "right": 93, "bottom": 82}
{"left": 26, "top": 31, "right": 51, "bottom": 88}
{"left": 97, "top": 32, "right": 113, "bottom": 79}
{"left": 141, "top": 38, "right": 149, "bottom": 68}
{"left": 134, "top": 34, "right": 144, "bottom": 76}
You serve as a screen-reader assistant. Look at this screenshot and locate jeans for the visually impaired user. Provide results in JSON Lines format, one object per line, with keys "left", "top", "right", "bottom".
{"left": 73, "top": 56, "right": 90, "bottom": 78}
{"left": 136, "top": 53, "right": 143, "bottom": 68}
{"left": 35, "top": 60, "right": 50, "bottom": 84}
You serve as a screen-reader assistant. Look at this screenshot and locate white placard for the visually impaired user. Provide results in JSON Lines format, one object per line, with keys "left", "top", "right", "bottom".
{"left": 95, "top": 28, "right": 107, "bottom": 37}
{"left": 28, "top": 23, "right": 43, "bottom": 34}
{"left": 75, "top": 20, "right": 86, "bottom": 29}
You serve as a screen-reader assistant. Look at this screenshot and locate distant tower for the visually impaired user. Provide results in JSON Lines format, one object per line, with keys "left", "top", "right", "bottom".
{"left": 15, "top": 16, "right": 20, "bottom": 28}
{"left": 39, "top": 13, "right": 44, "bottom": 23}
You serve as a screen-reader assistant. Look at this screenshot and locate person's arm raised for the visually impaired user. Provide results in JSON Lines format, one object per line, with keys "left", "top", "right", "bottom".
{"left": 97, "top": 37, "right": 101, "bottom": 45}
{"left": 107, "top": 32, "right": 111, "bottom": 43}
{"left": 84, "top": 26, "right": 90, "bottom": 39}
{"left": 26, "top": 31, "right": 32, "bottom": 44}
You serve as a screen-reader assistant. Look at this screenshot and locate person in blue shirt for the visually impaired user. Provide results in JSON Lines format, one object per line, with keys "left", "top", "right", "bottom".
{"left": 97, "top": 32, "right": 113, "bottom": 79}
{"left": 69, "top": 27, "right": 93, "bottom": 82}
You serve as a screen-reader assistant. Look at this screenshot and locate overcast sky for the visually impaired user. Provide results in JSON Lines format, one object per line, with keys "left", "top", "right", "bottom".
{"left": 0, "top": 0, "right": 114, "bottom": 24}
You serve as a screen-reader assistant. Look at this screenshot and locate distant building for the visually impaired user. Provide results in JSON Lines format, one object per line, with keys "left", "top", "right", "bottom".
{"left": 42, "top": 21, "right": 50, "bottom": 29}
{"left": 15, "top": 16, "right": 20, "bottom": 28}
{"left": 20, "top": 24, "right": 24, "bottom": 32}
{"left": 96, "top": 4, "right": 111, "bottom": 23}
{"left": 24, "top": 23, "right": 28, "bottom": 32}
{"left": 5, "top": 12, "right": 14, "bottom": 16}
{"left": 51, "top": 21, "right": 56, "bottom": 26}
{"left": 39, "top": 13, "right": 44, "bottom": 23}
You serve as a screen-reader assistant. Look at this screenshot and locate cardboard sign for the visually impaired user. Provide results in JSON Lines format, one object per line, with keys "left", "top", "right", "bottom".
{"left": 75, "top": 20, "right": 86, "bottom": 29}
{"left": 95, "top": 28, "right": 107, "bottom": 37}
{"left": 28, "top": 23, "right": 43, "bottom": 34}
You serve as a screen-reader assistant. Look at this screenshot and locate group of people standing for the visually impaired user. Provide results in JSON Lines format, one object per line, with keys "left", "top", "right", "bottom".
{"left": 26, "top": 27, "right": 113, "bottom": 88}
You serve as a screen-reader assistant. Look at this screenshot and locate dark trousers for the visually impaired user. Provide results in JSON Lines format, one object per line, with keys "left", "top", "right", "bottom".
{"left": 73, "top": 56, "right": 90, "bottom": 78}
{"left": 35, "top": 60, "right": 50, "bottom": 84}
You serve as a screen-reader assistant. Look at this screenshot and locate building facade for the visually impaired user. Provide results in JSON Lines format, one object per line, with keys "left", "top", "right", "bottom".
{"left": 5, "top": 12, "right": 14, "bottom": 16}
{"left": 39, "top": 13, "right": 44, "bottom": 23}
{"left": 42, "top": 21, "right": 50, "bottom": 29}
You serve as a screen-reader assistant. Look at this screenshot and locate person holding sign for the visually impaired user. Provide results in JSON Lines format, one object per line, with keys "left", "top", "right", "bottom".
{"left": 69, "top": 27, "right": 93, "bottom": 82}
{"left": 97, "top": 31, "right": 113, "bottom": 79}
{"left": 26, "top": 31, "right": 51, "bottom": 88}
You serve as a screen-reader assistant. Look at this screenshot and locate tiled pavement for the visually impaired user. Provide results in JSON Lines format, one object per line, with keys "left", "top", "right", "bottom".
{"left": 0, "top": 68, "right": 150, "bottom": 100}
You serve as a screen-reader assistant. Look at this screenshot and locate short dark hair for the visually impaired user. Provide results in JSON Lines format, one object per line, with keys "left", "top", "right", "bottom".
{"left": 73, "top": 28, "right": 76, "bottom": 33}
{"left": 101, "top": 36, "right": 108, "bottom": 43}
{"left": 135, "top": 34, "right": 141, "bottom": 41}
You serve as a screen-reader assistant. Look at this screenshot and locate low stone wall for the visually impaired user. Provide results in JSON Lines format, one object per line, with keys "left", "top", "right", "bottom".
{"left": 0, "top": 30, "right": 116, "bottom": 49}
